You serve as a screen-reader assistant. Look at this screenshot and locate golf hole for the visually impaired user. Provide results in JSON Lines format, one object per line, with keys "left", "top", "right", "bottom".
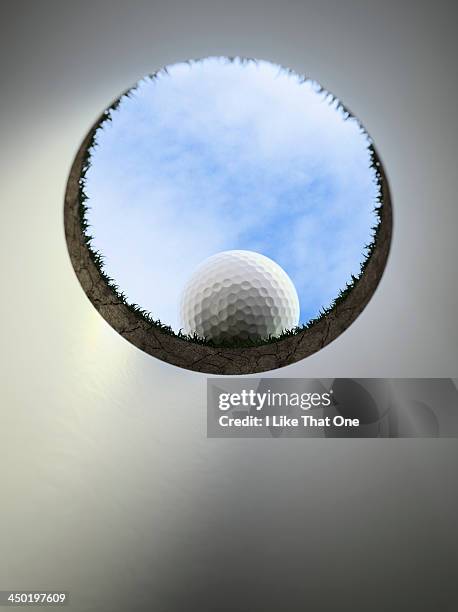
{"left": 64, "top": 56, "right": 392, "bottom": 374}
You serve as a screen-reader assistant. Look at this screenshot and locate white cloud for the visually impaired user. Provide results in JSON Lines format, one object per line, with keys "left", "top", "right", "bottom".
{"left": 86, "top": 58, "right": 378, "bottom": 329}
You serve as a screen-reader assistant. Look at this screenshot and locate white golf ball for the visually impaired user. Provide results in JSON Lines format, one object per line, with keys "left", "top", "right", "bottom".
{"left": 180, "top": 250, "right": 300, "bottom": 343}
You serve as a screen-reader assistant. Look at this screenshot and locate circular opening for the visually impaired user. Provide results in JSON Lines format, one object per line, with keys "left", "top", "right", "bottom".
{"left": 64, "top": 57, "right": 392, "bottom": 374}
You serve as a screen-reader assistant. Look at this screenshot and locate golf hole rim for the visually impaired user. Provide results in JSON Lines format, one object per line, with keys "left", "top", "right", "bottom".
{"left": 64, "top": 72, "right": 392, "bottom": 375}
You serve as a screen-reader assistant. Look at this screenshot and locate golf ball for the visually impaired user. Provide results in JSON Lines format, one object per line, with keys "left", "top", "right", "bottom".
{"left": 180, "top": 250, "right": 300, "bottom": 343}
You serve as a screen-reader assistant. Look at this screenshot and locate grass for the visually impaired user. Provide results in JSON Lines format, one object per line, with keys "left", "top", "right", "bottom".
{"left": 77, "top": 56, "right": 384, "bottom": 349}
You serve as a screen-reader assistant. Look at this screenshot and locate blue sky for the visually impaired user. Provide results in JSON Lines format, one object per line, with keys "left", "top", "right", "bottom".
{"left": 86, "top": 57, "right": 378, "bottom": 330}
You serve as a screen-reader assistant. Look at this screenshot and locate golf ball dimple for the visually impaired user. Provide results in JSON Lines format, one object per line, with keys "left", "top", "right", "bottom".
{"left": 180, "top": 250, "right": 300, "bottom": 343}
